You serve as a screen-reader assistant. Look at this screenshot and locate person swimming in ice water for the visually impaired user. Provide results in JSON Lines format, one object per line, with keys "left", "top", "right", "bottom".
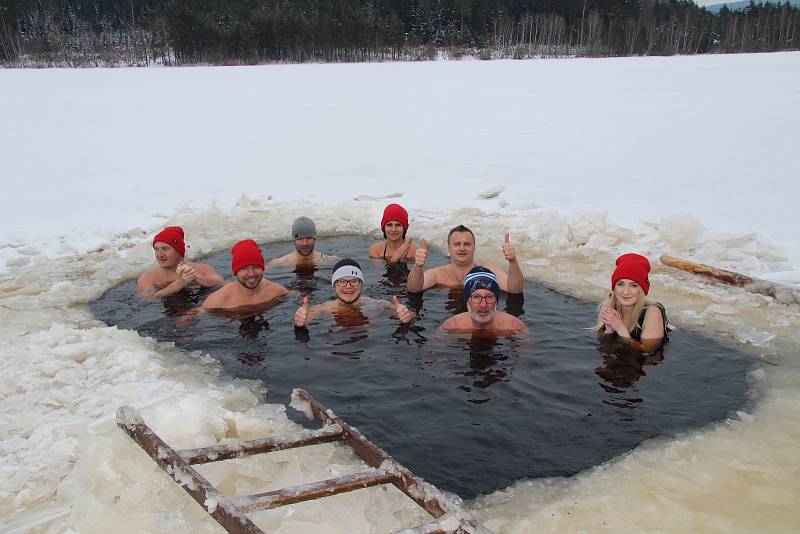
{"left": 267, "top": 216, "right": 336, "bottom": 269}
{"left": 407, "top": 225, "right": 523, "bottom": 294}
{"left": 368, "top": 203, "right": 418, "bottom": 263}
{"left": 201, "top": 239, "right": 288, "bottom": 310}
{"left": 596, "top": 253, "right": 670, "bottom": 352}
{"left": 441, "top": 267, "right": 526, "bottom": 334}
{"left": 293, "top": 258, "right": 412, "bottom": 328}
{"left": 137, "top": 226, "right": 223, "bottom": 299}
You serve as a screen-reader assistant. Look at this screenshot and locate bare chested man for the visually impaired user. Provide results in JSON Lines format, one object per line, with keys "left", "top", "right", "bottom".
{"left": 407, "top": 225, "right": 522, "bottom": 294}
{"left": 137, "top": 226, "right": 223, "bottom": 299}
{"left": 441, "top": 267, "right": 526, "bottom": 334}
{"left": 267, "top": 216, "right": 335, "bottom": 270}
{"left": 201, "top": 239, "right": 288, "bottom": 310}
{"left": 293, "top": 259, "right": 411, "bottom": 328}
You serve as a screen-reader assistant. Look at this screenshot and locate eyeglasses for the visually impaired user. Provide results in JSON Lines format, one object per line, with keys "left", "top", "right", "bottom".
{"left": 468, "top": 294, "right": 497, "bottom": 305}
{"left": 335, "top": 278, "right": 362, "bottom": 288}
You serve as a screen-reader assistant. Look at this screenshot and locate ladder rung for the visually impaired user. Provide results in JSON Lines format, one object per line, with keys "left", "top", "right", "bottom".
{"left": 232, "top": 468, "right": 396, "bottom": 513}
{"left": 178, "top": 424, "right": 344, "bottom": 465}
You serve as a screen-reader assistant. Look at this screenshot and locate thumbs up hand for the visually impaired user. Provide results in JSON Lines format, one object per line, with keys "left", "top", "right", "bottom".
{"left": 294, "top": 296, "right": 310, "bottom": 327}
{"left": 414, "top": 239, "right": 428, "bottom": 267}
{"left": 393, "top": 295, "right": 412, "bottom": 324}
{"left": 502, "top": 232, "right": 517, "bottom": 263}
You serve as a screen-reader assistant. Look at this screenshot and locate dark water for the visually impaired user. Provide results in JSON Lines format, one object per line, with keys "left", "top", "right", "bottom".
{"left": 92, "top": 236, "right": 754, "bottom": 499}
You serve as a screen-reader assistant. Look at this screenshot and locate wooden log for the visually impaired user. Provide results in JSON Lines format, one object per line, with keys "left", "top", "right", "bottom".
{"left": 116, "top": 406, "right": 264, "bottom": 534}
{"left": 660, "top": 254, "right": 798, "bottom": 304}
{"left": 232, "top": 468, "right": 396, "bottom": 512}
{"left": 177, "top": 424, "right": 344, "bottom": 465}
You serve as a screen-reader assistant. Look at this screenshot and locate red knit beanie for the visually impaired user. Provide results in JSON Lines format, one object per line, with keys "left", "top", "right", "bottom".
{"left": 612, "top": 253, "right": 651, "bottom": 295}
{"left": 231, "top": 239, "right": 265, "bottom": 275}
{"left": 153, "top": 226, "right": 185, "bottom": 257}
{"left": 380, "top": 203, "right": 409, "bottom": 233}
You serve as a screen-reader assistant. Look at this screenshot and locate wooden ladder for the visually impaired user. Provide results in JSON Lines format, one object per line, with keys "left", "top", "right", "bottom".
{"left": 117, "top": 388, "right": 492, "bottom": 534}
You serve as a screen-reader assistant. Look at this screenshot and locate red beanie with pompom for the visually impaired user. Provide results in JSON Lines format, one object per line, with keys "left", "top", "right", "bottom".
{"left": 612, "top": 253, "right": 651, "bottom": 295}
{"left": 231, "top": 239, "right": 265, "bottom": 275}
{"left": 380, "top": 204, "right": 409, "bottom": 233}
{"left": 153, "top": 226, "right": 185, "bottom": 257}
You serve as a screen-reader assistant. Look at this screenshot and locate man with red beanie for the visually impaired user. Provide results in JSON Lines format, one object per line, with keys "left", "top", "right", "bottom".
{"left": 137, "top": 226, "right": 223, "bottom": 299}
{"left": 368, "top": 203, "right": 419, "bottom": 263}
{"left": 201, "top": 239, "right": 288, "bottom": 310}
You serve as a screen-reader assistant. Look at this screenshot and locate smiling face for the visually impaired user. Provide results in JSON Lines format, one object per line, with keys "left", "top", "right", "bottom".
{"left": 153, "top": 242, "right": 181, "bottom": 269}
{"left": 467, "top": 288, "right": 497, "bottom": 325}
{"left": 236, "top": 265, "right": 264, "bottom": 290}
{"left": 383, "top": 221, "right": 405, "bottom": 242}
{"left": 294, "top": 237, "right": 316, "bottom": 257}
{"left": 448, "top": 231, "right": 475, "bottom": 267}
{"left": 334, "top": 277, "right": 362, "bottom": 304}
{"left": 613, "top": 279, "right": 643, "bottom": 308}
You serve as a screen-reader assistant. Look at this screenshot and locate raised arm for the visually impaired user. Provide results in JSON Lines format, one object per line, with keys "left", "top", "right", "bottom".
{"left": 407, "top": 239, "right": 438, "bottom": 292}
{"left": 502, "top": 233, "right": 523, "bottom": 294}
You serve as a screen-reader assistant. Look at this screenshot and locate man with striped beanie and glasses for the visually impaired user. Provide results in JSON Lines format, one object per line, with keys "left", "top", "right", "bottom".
{"left": 441, "top": 266, "right": 526, "bottom": 334}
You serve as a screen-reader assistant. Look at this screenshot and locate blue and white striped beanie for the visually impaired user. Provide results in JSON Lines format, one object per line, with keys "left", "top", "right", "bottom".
{"left": 463, "top": 266, "right": 500, "bottom": 303}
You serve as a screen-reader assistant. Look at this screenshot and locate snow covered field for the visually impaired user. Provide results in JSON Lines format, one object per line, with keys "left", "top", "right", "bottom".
{"left": 1, "top": 52, "right": 798, "bottom": 532}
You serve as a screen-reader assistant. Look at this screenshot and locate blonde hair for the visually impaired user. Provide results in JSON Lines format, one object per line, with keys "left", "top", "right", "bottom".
{"left": 595, "top": 292, "right": 651, "bottom": 333}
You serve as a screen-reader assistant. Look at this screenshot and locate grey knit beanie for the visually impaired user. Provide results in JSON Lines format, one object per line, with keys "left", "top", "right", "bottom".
{"left": 292, "top": 216, "right": 317, "bottom": 239}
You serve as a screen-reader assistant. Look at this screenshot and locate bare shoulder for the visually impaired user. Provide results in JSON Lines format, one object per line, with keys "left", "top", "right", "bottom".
{"left": 368, "top": 241, "right": 385, "bottom": 258}
{"left": 137, "top": 269, "right": 156, "bottom": 288}
{"left": 202, "top": 283, "right": 232, "bottom": 309}
{"left": 264, "top": 279, "right": 289, "bottom": 296}
{"left": 268, "top": 253, "right": 294, "bottom": 266}
{"left": 644, "top": 304, "right": 664, "bottom": 321}
{"left": 497, "top": 311, "right": 526, "bottom": 331}
{"left": 441, "top": 313, "right": 469, "bottom": 331}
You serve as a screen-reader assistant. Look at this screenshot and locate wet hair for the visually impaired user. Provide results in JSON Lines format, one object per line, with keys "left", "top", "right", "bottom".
{"left": 447, "top": 225, "right": 475, "bottom": 244}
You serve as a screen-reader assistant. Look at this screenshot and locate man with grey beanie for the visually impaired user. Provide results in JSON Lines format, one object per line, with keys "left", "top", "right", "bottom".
{"left": 268, "top": 216, "right": 336, "bottom": 269}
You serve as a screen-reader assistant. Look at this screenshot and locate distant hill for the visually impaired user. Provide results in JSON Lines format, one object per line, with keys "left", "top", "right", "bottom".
{"left": 705, "top": 0, "right": 800, "bottom": 13}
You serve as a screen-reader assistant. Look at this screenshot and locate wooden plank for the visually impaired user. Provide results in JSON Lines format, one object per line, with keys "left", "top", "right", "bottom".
{"left": 178, "top": 424, "right": 344, "bottom": 465}
{"left": 232, "top": 468, "right": 396, "bottom": 512}
{"left": 116, "top": 406, "right": 264, "bottom": 534}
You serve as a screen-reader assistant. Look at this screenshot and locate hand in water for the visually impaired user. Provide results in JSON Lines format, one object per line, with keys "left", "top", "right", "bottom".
{"left": 294, "top": 296, "right": 310, "bottom": 327}
{"left": 414, "top": 239, "right": 428, "bottom": 267}
{"left": 392, "top": 295, "right": 412, "bottom": 323}
{"left": 502, "top": 233, "right": 517, "bottom": 263}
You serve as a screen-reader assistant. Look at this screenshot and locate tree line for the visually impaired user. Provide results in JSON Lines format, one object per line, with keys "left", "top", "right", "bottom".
{"left": 1, "top": 0, "right": 798, "bottom": 67}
